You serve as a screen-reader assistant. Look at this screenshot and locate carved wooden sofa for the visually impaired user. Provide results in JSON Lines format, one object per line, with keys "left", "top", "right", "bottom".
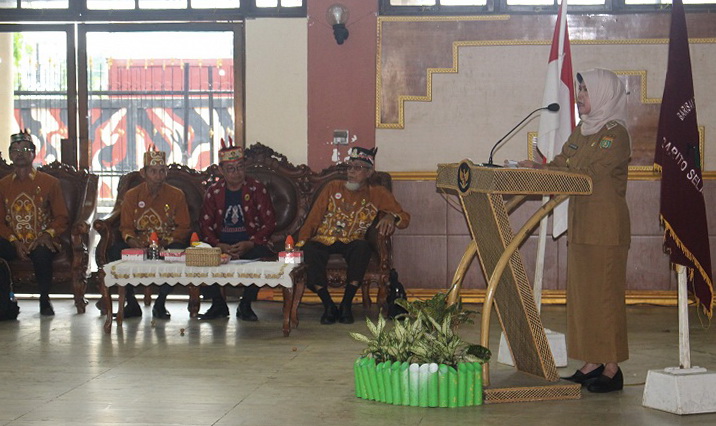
{"left": 0, "top": 159, "right": 98, "bottom": 313}
{"left": 93, "top": 143, "right": 394, "bottom": 315}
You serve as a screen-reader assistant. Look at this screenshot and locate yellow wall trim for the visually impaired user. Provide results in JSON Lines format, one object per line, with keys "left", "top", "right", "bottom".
{"left": 387, "top": 171, "right": 716, "bottom": 181}
{"left": 263, "top": 288, "right": 686, "bottom": 307}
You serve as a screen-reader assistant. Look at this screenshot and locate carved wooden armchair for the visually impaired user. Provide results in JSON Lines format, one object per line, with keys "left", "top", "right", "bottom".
{"left": 0, "top": 160, "right": 98, "bottom": 313}
{"left": 289, "top": 162, "right": 394, "bottom": 314}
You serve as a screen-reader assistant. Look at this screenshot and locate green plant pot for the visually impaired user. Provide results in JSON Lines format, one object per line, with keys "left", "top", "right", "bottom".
{"left": 354, "top": 358, "right": 483, "bottom": 408}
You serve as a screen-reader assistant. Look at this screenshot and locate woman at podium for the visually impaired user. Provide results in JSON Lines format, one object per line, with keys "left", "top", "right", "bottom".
{"left": 519, "top": 68, "right": 631, "bottom": 394}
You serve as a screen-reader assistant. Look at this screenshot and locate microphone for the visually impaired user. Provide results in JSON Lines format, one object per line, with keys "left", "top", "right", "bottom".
{"left": 482, "top": 103, "right": 560, "bottom": 167}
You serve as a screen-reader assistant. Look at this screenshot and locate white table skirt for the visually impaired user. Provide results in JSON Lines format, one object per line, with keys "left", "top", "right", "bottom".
{"left": 103, "top": 259, "right": 298, "bottom": 288}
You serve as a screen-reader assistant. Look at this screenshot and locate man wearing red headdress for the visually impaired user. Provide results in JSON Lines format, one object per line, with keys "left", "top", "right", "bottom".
{"left": 297, "top": 147, "right": 410, "bottom": 324}
{"left": 198, "top": 139, "right": 276, "bottom": 320}
{"left": 106, "top": 147, "right": 191, "bottom": 319}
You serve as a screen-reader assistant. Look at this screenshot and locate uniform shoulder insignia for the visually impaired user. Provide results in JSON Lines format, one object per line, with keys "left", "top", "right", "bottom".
{"left": 606, "top": 120, "right": 618, "bottom": 130}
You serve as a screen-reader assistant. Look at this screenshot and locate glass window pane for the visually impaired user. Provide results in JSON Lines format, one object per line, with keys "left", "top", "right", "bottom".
{"left": 138, "top": 0, "right": 186, "bottom": 9}
{"left": 192, "top": 0, "right": 239, "bottom": 8}
{"left": 568, "top": 0, "right": 606, "bottom": 4}
{"left": 12, "top": 31, "right": 68, "bottom": 165}
{"left": 87, "top": 0, "right": 135, "bottom": 9}
{"left": 281, "top": 0, "right": 303, "bottom": 6}
{"left": 86, "top": 31, "right": 234, "bottom": 211}
{"left": 390, "top": 0, "right": 435, "bottom": 5}
{"left": 256, "top": 0, "right": 278, "bottom": 6}
{"left": 506, "top": 0, "right": 552, "bottom": 5}
{"left": 22, "top": 0, "right": 68, "bottom": 8}
{"left": 441, "top": 0, "right": 486, "bottom": 5}
{"left": 0, "top": 0, "right": 15, "bottom": 9}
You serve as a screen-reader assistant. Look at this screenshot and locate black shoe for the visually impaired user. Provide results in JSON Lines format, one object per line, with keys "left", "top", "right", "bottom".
{"left": 320, "top": 305, "right": 339, "bottom": 325}
{"left": 198, "top": 302, "right": 229, "bottom": 320}
{"left": 122, "top": 300, "right": 143, "bottom": 318}
{"left": 152, "top": 305, "right": 171, "bottom": 319}
{"left": 237, "top": 304, "right": 258, "bottom": 321}
{"left": 587, "top": 368, "right": 624, "bottom": 393}
{"left": 338, "top": 304, "right": 354, "bottom": 324}
{"left": 40, "top": 299, "right": 55, "bottom": 316}
{"left": 562, "top": 364, "right": 604, "bottom": 385}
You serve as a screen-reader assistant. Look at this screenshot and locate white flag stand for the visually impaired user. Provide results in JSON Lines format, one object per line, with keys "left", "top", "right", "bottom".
{"left": 498, "top": 199, "right": 567, "bottom": 367}
{"left": 642, "top": 264, "right": 716, "bottom": 415}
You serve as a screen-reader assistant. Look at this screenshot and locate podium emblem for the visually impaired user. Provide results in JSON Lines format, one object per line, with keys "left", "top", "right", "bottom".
{"left": 458, "top": 161, "right": 471, "bottom": 193}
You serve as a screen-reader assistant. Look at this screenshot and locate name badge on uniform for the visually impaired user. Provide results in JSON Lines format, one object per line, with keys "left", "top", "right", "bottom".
{"left": 568, "top": 144, "right": 579, "bottom": 150}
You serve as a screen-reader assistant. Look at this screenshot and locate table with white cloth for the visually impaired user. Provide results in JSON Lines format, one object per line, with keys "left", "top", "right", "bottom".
{"left": 99, "top": 259, "right": 303, "bottom": 336}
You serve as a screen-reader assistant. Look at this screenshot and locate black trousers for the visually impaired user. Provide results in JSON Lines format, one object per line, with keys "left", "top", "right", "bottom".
{"left": 0, "top": 237, "right": 55, "bottom": 297}
{"left": 201, "top": 244, "right": 275, "bottom": 303}
{"left": 108, "top": 240, "right": 186, "bottom": 300}
{"left": 302, "top": 240, "right": 372, "bottom": 291}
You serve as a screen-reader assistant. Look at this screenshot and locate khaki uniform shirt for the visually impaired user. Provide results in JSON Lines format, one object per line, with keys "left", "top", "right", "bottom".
{"left": 550, "top": 121, "right": 631, "bottom": 247}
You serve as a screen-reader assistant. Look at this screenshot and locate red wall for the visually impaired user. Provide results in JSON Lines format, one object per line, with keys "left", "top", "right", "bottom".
{"left": 307, "top": 0, "right": 377, "bottom": 170}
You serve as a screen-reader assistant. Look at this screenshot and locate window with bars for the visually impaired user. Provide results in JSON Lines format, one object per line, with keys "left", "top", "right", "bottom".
{"left": 381, "top": 0, "right": 716, "bottom": 14}
{"left": 0, "top": 0, "right": 306, "bottom": 15}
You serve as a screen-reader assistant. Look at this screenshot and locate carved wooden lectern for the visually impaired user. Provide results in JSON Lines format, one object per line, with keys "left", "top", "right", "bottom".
{"left": 436, "top": 160, "right": 592, "bottom": 403}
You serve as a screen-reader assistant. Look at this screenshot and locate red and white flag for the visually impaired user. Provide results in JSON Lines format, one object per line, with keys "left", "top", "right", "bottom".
{"left": 537, "top": 0, "right": 575, "bottom": 238}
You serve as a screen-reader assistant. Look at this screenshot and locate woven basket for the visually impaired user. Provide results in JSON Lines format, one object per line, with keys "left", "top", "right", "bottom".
{"left": 185, "top": 247, "right": 221, "bottom": 267}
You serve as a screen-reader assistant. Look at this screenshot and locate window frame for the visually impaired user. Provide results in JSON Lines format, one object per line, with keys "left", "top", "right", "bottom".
{"left": 379, "top": 0, "right": 716, "bottom": 15}
{"left": 0, "top": 0, "right": 306, "bottom": 22}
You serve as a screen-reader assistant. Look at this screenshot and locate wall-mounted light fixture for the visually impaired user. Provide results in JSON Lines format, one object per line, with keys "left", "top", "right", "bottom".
{"left": 326, "top": 3, "right": 350, "bottom": 45}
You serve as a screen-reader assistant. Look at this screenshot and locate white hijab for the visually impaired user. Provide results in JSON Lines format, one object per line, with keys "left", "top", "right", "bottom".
{"left": 578, "top": 68, "right": 628, "bottom": 136}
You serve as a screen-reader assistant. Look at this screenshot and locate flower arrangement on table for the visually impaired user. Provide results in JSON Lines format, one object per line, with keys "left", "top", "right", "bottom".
{"left": 350, "top": 292, "right": 491, "bottom": 407}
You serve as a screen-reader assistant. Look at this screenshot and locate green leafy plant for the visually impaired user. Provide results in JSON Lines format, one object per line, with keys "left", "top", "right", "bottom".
{"left": 395, "top": 289, "right": 476, "bottom": 329}
{"left": 350, "top": 292, "right": 491, "bottom": 367}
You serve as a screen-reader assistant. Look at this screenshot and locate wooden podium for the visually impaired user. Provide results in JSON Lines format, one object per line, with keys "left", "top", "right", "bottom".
{"left": 436, "top": 160, "right": 592, "bottom": 403}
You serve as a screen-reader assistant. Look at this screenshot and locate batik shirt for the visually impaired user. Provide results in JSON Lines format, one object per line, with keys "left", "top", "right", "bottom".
{"left": 200, "top": 177, "right": 276, "bottom": 247}
{"left": 0, "top": 169, "right": 69, "bottom": 243}
{"left": 297, "top": 180, "right": 410, "bottom": 246}
{"left": 120, "top": 182, "right": 191, "bottom": 246}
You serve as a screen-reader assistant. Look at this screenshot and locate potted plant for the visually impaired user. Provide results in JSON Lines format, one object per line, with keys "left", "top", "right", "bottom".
{"left": 350, "top": 291, "right": 491, "bottom": 407}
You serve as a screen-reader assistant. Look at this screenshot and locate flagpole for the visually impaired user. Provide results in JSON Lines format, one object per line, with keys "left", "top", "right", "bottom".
{"left": 534, "top": 0, "right": 568, "bottom": 313}
{"left": 533, "top": 211, "right": 548, "bottom": 313}
{"left": 676, "top": 264, "right": 691, "bottom": 369}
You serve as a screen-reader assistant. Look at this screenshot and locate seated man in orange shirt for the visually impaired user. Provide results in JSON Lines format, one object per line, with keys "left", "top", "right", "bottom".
{"left": 107, "top": 148, "right": 191, "bottom": 319}
{"left": 0, "top": 130, "right": 69, "bottom": 316}
{"left": 296, "top": 147, "right": 410, "bottom": 324}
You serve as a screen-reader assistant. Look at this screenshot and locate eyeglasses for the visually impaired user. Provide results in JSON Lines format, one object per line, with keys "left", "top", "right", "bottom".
{"left": 223, "top": 165, "right": 245, "bottom": 174}
{"left": 347, "top": 164, "right": 372, "bottom": 172}
{"left": 9, "top": 147, "right": 34, "bottom": 154}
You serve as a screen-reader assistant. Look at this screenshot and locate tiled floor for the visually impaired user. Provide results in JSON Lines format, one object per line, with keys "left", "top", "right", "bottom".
{"left": 1, "top": 298, "right": 715, "bottom": 425}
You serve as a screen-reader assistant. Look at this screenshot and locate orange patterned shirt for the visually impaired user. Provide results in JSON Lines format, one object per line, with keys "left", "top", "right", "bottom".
{"left": 0, "top": 169, "right": 69, "bottom": 243}
{"left": 120, "top": 182, "right": 191, "bottom": 246}
{"left": 297, "top": 180, "right": 409, "bottom": 246}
